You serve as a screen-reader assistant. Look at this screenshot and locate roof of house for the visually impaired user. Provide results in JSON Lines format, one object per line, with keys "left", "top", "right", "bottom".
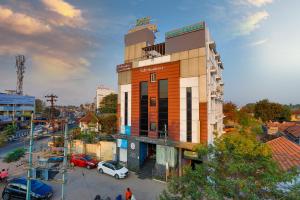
{"left": 266, "top": 121, "right": 297, "bottom": 132}
{"left": 79, "top": 112, "right": 98, "bottom": 123}
{"left": 292, "top": 110, "right": 300, "bottom": 115}
{"left": 267, "top": 136, "right": 300, "bottom": 171}
{"left": 285, "top": 125, "right": 300, "bottom": 138}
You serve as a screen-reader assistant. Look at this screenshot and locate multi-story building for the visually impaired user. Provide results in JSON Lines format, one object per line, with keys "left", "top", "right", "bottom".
{"left": 96, "top": 86, "right": 115, "bottom": 109}
{"left": 115, "top": 18, "right": 224, "bottom": 176}
{"left": 0, "top": 92, "right": 35, "bottom": 124}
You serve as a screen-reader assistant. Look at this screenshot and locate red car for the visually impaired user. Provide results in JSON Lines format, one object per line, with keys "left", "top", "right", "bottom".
{"left": 70, "top": 154, "right": 98, "bottom": 169}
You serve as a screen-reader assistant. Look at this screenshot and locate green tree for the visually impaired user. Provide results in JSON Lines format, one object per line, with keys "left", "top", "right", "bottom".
{"left": 160, "top": 132, "right": 299, "bottom": 200}
{"left": 240, "top": 103, "right": 255, "bottom": 114}
{"left": 98, "top": 114, "right": 117, "bottom": 134}
{"left": 4, "top": 124, "right": 17, "bottom": 136}
{"left": 254, "top": 99, "right": 291, "bottom": 122}
{"left": 99, "top": 94, "right": 117, "bottom": 114}
{"left": 223, "top": 102, "right": 238, "bottom": 124}
{"left": 35, "top": 99, "right": 45, "bottom": 114}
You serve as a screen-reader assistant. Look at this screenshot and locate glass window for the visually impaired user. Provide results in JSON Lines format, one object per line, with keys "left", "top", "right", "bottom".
{"left": 186, "top": 87, "right": 192, "bottom": 142}
{"left": 150, "top": 73, "right": 157, "bottom": 82}
{"left": 150, "top": 97, "right": 156, "bottom": 106}
{"left": 125, "top": 92, "right": 128, "bottom": 126}
{"left": 150, "top": 122, "right": 157, "bottom": 131}
{"left": 140, "top": 82, "right": 148, "bottom": 136}
{"left": 158, "top": 80, "right": 168, "bottom": 138}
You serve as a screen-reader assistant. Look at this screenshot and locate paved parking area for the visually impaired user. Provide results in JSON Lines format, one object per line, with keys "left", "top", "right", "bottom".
{"left": 49, "top": 167, "right": 166, "bottom": 200}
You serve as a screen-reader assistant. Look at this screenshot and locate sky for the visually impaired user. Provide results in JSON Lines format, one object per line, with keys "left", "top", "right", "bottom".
{"left": 0, "top": 0, "right": 299, "bottom": 106}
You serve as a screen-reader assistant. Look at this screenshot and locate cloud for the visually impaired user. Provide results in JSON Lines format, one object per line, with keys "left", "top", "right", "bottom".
{"left": 0, "top": 5, "right": 51, "bottom": 35}
{"left": 233, "top": 0, "right": 273, "bottom": 7}
{"left": 236, "top": 11, "right": 269, "bottom": 35}
{"left": 41, "top": 0, "right": 85, "bottom": 27}
{"left": 248, "top": 38, "right": 268, "bottom": 46}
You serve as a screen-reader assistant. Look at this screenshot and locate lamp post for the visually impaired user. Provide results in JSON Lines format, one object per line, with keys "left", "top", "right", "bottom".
{"left": 26, "top": 113, "right": 34, "bottom": 200}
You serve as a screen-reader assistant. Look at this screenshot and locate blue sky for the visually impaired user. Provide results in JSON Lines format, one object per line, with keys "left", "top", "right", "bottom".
{"left": 0, "top": 0, "right": 299, "bottom": 106}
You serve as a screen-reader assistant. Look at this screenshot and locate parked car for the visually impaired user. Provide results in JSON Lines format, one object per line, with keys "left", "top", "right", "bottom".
{"left": 2, "top": 177, "right": 53, "bottom": 200}
{"left": 70, "top": 154, "right": 98, "bottom": 169}
{"left": 97, "top": 161, "right": 129, "bottom": 179}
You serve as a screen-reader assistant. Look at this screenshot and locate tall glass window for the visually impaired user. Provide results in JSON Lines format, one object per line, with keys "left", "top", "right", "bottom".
{"left": 186, "top": 87, "right": 192, "bottom": 142}
{"left": 158, "top": 80, "right": 168, "bottom": 138}
{"left": 140, "top": 82, "right": 148, "bottom": 136}
{"left": 124, "top": 92, "right": 128, "bottom": 126}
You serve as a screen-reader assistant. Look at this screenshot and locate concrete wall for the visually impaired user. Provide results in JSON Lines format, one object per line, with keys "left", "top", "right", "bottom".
{"left": 70, "top": 140, "right": 116, "bottom": 161}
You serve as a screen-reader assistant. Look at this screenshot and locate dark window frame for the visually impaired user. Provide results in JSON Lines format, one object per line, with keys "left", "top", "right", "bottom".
{"left": 124, "top": 92, "right": 128, "bottom": 126}
{"left": 158, "top": 79, "right": 168, "bottom": 138}
{"left": 186, "top": 87, "right": 192, "bottom": 142}
{"left": 140, "top": 81, "right": 149, "bottom": 136}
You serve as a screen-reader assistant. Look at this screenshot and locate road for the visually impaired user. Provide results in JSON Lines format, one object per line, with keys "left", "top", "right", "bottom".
{"left": 0, "top": 137, "right": 51, "bottom": 158}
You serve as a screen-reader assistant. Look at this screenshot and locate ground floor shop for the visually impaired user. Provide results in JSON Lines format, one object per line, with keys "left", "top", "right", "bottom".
{"left": 116, "top": 136, "right": 201, "bottom": 179}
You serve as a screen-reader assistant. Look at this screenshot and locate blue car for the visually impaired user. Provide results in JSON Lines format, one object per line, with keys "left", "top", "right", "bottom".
{"left": 2, "top": 177, "right": 53, "bottom": 200}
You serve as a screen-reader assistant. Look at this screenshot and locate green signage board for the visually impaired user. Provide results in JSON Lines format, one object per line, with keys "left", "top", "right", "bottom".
{"left": 165, "top": 22, "right": 205, "bottom": 39}
{"left": 136, "top": 17, "right": 150, "bottom": 27}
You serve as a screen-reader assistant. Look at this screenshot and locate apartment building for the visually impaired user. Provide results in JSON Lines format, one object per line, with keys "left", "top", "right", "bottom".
{"left": 96, "top": 86, "right": 115, "bottom": 109}
{"left": 115, "top": 18, "right": 224, "bottom": 176}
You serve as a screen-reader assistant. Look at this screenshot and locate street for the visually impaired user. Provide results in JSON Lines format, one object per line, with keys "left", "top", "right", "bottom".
{"left": 49, "top": 167, "right": 166, "bottom": 200}
{"left": 0, "top": 137, "right": 51, "bottom": 158}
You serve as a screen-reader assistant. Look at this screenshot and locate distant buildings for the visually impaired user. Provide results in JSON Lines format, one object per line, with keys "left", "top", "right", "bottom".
{"left": 291, "top": 110, "right": 300, "bottom": 121}
{"left": 96, "top": 86, "right": 115, "bottom": 110}
{"left": 115, "top": 18, "right": 224, "bottom": 176}
{"left": 0, "top": 92, "right": 35, "bottom": 125}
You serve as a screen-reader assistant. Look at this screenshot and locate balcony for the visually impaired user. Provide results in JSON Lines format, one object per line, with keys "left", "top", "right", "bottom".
{"left": 210, "top": 66, "right": 217, "bottom": 74}
{"left": 142, "top": 43, "right": 165, "bottom": 59}
{"left": 211, "top": 91, "right": 217, "bottom": 98}
{"left": 218, "top": 61, "right": 224, "bottom": 69}
{"left": 216, "top": 75, "right": 221, "bottom": 81}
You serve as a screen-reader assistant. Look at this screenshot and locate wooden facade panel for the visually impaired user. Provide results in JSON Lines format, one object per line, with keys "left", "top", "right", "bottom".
{"left": 199, "top": 102, "right": 208, "bottom": 144}
{"left": 131, "top": 61, "right": 180, "bottom": 141}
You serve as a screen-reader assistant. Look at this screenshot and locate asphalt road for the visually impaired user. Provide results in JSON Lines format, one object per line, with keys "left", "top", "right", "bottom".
{"left": 0, "top": 137, "right": 51, "bottom": 158}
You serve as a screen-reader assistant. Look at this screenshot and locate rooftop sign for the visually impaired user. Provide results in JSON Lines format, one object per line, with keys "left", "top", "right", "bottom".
{"left": 136, "top": 17, "right": 150, "bottom": 27}
{"left": 116, "top": 62, "right": 132, "bottom": 72}
{"left": 165, "top": 22, "right": 205, "bottom": 39}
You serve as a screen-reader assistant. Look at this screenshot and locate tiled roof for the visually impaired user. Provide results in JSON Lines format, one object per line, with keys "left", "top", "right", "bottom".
{"left": 266, "top": 121, "right": 297, "bottom": 132}
{"left": 79, "top": 112, "right": 98, "bottom": 123}
{"left": 267, "top": 136, "right": 300, "bottom": 171}
{"left": 292, "top": 110, "right": 300, "bottom": 115}
{"left": 285, "top": 125, "right": 300, "bottom": 138}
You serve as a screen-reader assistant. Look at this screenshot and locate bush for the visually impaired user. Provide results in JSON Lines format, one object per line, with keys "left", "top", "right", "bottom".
{"left": 4, "top": 148, "right": 26, "bottom": 163}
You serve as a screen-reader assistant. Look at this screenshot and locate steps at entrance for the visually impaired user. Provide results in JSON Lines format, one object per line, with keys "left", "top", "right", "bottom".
{"left": 137, "top": 158, "right": 156, "bottom": 179}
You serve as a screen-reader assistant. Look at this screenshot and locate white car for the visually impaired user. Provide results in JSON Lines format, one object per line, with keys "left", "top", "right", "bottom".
{"left": 97, "top": 161, "right": 129, "bottom": 179}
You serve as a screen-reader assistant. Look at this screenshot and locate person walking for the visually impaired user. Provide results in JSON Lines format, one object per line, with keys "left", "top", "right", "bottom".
{"left": 125, "top": 188, "right": 132, "bottom": 200}
{"left": 94, "top": 194, "right": 101, "bottom": 200}
{"left": 116, "top": 194, "right": 122, "bottom": 200}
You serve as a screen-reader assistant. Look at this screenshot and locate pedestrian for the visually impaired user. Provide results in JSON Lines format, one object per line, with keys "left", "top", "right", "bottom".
{"left": 94, "top": 194, "right": 101, "bottom": 200}
{"left": 130, "top": 195, "right": 136, "bottom": 200}
{"left": 116, "top": 194, "right": 122, "bottom": 200}
{"left": 125, "top": 188, "right": 132, "bottom": 200}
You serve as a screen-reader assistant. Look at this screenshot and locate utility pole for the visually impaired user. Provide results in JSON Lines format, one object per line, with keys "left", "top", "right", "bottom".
{"left": 61, "top": 121, "right": 68, "bottom": 200}
{"left": 45, "top": 94, "right": 58, "bottom": 130}
{"left": 26, "top": 113, "right": 34, "bottom": 200}
{"left": 16, "top": 55, "right": 26, "bottom": 95}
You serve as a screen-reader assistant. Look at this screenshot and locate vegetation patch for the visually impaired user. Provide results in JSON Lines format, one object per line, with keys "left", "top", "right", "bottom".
{"left": 4, "top": 148, "right": 26, "bottom": 163}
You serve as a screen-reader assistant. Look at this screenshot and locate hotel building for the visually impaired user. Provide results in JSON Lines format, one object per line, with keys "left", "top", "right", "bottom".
{"left": 116, "top": 18, "right": 224, "bottom": 176}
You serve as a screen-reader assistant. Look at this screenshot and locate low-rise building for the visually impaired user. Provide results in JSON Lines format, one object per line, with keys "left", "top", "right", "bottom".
{"left": 0, "top": 92, "right": 35, "bottom": 125}
{"left": 291, "top": 110, "right": 300, "bottom": 122}
{"left": 285, "top": 125, "right": 300, "bottom": 144}
{"left": 267, "top": 136, "right": 300, "bottom": 171}
{"left": 79, "top": 112, "right": 99, "bottom": 132}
